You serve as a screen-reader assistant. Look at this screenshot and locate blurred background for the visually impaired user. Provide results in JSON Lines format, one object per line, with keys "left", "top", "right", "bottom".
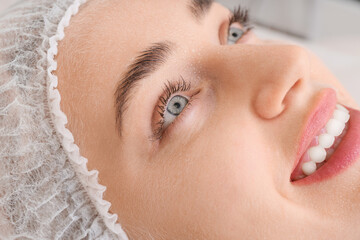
{"left": 217, "top": 0, "right": 360, "bottom": 104}
{"left": 1, "top": 0, "right": 360, "bottom": 103}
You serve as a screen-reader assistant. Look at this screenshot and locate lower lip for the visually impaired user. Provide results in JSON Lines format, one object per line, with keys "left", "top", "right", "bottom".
{"left": 292, "top": 107, "right": 360, "bottom": 185}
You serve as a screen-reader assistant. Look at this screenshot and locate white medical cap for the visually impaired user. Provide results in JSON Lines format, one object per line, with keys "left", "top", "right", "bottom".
{"left": 0, "top": 0, "right": 129, "bottom": 239}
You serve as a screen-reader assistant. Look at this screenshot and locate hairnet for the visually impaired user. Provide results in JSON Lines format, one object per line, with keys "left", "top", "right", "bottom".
{"left": 0, "top": 0, "right": 128, "bottom": 239}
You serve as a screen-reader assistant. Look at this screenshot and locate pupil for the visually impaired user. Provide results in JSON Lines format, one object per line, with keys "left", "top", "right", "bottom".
{"left": 232, "top": 33, "right": 238, "bottom": 37}
{"left": 174, "top": 102, "right": 181, "bottom": 109}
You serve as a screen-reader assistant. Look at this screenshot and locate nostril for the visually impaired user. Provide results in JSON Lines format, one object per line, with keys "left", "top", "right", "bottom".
{"left": 283, "top": 78, "right": 304, "bottom": 104}
{"left": 255, "top": 78, "right": 306, "bottom": 120}
{"left": 292, "top": 78, "right": 303, "bottom": 91}
{"left": 252, "top": 46, "right": 311, "bottom": 120}
{"left": 254, "top": 86, "right": 286, "bottom": 119}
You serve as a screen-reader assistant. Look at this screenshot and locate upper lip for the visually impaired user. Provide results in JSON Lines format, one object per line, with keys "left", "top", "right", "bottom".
{"left": 291, "top": 88, "right": 338, "bottom": 175}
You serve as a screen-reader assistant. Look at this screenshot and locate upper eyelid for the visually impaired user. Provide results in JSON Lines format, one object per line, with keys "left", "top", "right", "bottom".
{"left": 218, "top": 15, "right": 231, "bottom": 44}
{"left": 220, "top": 7, "right": 252, "bottom": 45}
{"left": 219, "top": 11, "right": 238, "bottom": 45}
{"left": 229, "top": 5, "right": 250, "bottom": 26}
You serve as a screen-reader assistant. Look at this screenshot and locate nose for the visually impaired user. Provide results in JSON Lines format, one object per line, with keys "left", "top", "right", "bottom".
{"left": 209, "top": 44, "right": 310, "bottom": 119}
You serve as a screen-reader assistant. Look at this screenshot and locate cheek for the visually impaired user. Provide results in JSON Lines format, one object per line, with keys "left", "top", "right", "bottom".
{"left": 177, "top": 124, "right": 282, "bottom": 236}
{"left": 121, "top": 114, "right": 293, "bottom": 238}
{"left": 161, "top": 123, "right": 276, "bottom": 228}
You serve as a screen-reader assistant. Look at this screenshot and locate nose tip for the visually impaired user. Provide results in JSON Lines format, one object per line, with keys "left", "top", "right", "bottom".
{"left": 253, "top": 45, "right": 309, "bottom": 119}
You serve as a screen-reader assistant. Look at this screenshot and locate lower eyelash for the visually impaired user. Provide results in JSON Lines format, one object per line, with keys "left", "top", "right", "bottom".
{"left": 151, "top": 7, "right": 250, "bottom": 141}
{"left": 152, "top": 100, "right": 194, "bottom": 141}
{"left": 151, "top": 77, "right": 192, "bottom": 141}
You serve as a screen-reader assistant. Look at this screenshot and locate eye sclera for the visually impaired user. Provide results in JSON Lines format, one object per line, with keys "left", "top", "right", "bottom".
{"left": 221, "top": 21, "right": 251, "bottom": 45}
{"left": 162, "top": 94, "right": 190, "bottom": 129}
{"left": 151, "top": 91, "right": 198, "bottom": 142}
{"left": 150, "top": 78, "right": 200, "bottom": 142}
{"left": 219, "top": 5, "right": 253, "bottom": 45}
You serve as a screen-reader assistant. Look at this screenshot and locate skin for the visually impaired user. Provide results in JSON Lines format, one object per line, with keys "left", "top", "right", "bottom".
{"left": 56, "top": 0, "right": 360, "bottom": 239}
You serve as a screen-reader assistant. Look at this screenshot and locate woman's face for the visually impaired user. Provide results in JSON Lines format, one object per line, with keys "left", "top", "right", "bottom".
{"left": 56, "top": 0, "right": 360, "bottom": 239}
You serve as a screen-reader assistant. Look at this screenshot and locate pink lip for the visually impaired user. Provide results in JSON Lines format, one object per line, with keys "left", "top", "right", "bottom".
{"left": 291, "top": 88, "right": 360, "bottom": 184}
{"left": 293, "top": 106, "right": 360, "bottom": 185}
{"left": 290, "top": 88, "right": 336, "bottom": 181}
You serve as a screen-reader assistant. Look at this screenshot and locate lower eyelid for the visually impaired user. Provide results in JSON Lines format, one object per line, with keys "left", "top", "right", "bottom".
{"left": 159, "top": 90, "right": 201, "bottom": 141}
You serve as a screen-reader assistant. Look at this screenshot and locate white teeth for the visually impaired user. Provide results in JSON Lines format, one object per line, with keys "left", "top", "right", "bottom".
{"left": 301, "top": 104, "right": 350, "bottom": 176}
{"left": 326, "top": 119, "right": 345, "bottom": 137}
{"left": 308, "top": 146, "right": 327, "bottom": 163}
{"left": 336, "top": 104, "right": 349, "bottom": 113}
{"left": 333, "top": 109, "right": 350, "bottom": 123}
{"left": 319, "top": 133, "right": 335, "bottom": 148}
{"left": 302, "top": 161, "right": 317, "bottom": 175}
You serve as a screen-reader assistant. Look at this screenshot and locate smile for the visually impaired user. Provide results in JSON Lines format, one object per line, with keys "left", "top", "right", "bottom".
{"left": 291, "top": 89, "right": 360, "bottom": 184}
{"left": 291, "top": 104, "right": 350, "bottom": 181}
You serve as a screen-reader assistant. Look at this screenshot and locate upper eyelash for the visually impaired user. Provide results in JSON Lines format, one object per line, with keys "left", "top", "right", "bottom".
{"left": 152, "top": 77, "right": 192, "bottom": 141}
{"left": 229, "top": 5, "right": 252, "bottom": 30}
{"left": 151, "top": 8, "right": 250, "bottom": 141}
{"left": 158, "top": 77, "right": 191, "bottom": 117}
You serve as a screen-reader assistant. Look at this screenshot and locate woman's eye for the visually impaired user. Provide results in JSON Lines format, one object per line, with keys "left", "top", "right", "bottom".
{"left": 163, "top": 95, "right": 189, "bottom": 128}
{"left": 227, "top": 25, "right": 245, "bottom": 45}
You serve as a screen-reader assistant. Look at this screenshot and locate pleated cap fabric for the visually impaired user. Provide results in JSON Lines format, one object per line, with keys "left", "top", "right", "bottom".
{"left": 0, "top": 0, "right": 128, "bottom": 239}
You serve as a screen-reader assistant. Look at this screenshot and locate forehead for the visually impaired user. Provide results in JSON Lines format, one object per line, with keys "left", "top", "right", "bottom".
{"left": 59, "top": 0, "right": 228, "bottom": 92}
{"left": 60, "top": 0, "right": 226, "bottom": 78}
{"left": 76, "top": 0, "right": 225, "bottom": 54}
{"left": 82, "top": 1, "right": 193, "bottom": 42}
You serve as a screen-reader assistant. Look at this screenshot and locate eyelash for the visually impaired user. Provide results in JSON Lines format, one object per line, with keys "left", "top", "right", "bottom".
{"left": 151, "top": 77, "right": 193, "bottom": 141}
{"left": 150, "top": 6, "right": 251, "bottom": 141}
{"left": 228, "top": 5, "right": 252, "bottom": 32}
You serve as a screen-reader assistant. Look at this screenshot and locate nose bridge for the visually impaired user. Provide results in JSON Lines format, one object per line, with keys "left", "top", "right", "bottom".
{"left": 213, "top": 44, "right": 310, "bottom": 119}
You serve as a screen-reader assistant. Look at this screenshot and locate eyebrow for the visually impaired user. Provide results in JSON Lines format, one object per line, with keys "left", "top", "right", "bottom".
{"left": 114, "top": 0, "right": 214, "bottom": 136}
{"left": 188, "top": 0, "right": 214, "bottom": 21}
{"left": 114, "top": 41, "right": 173, "bottom": 136}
